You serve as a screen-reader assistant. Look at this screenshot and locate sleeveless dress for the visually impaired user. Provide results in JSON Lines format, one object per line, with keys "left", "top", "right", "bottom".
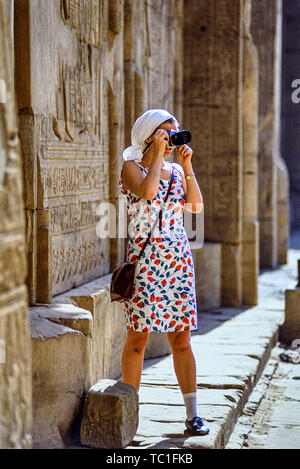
{"left": 118, "top": 160, "right": 198, "bottom": 333}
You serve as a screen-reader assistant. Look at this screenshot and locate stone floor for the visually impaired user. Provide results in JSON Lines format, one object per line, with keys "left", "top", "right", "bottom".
{"left": 226, "top": 342, "right": 300, "bottom": 450}
{"left": 68, "top": 241, "right": 300, "bottom": 450}
{"left": 247, "top": 347, "right": 300, "bottom": 449}
{"left": 122, "top": 246, "right": 298, "bottom": 449}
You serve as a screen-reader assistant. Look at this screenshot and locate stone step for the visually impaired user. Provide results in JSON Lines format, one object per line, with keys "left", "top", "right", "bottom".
{"left": 30, "top": 304, "right": 93, "bottom": 448}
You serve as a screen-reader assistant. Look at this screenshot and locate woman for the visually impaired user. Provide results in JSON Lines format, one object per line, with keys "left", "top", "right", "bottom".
{"left": 119, "top": 109, "right": 209, "bottom": 436}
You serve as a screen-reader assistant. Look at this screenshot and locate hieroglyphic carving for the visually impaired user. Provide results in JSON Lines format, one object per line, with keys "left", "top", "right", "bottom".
{"left": 51, "top": 230, "right": 109, "bottom": 296}
{"left": 60, "top": 0, "right": 101, "bottom": 47}
{"left": 41, "top": 162, "right": 107, "bottom": 198}
{"left": 50, "top": 200, "right": 102, "bottom": 236}
{"left": 53, "top": 42, "right": 102, "bottom": 142}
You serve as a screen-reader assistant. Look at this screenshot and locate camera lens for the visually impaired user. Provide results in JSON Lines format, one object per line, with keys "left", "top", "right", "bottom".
{"left": 167, "top": 129, "right": 192, "bottom": 147}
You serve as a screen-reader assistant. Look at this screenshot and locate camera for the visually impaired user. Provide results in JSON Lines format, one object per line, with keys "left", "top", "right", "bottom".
{"left": 142, "top": 129, "right": 192, "bottom": 155}
{"left": 167, "top": 129, "right": 192, "bottom": 148}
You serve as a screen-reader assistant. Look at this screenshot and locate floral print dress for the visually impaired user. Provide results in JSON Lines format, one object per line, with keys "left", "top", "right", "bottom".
{"left": 118, "top": 160, "right": 197, "bottom": 333}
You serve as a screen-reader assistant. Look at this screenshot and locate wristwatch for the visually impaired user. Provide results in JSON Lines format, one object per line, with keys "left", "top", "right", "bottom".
{"left": 185, "top": 173, "right": 195, "bottom": 180}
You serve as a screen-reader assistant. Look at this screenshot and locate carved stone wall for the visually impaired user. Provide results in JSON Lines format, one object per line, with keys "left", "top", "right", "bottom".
{"left": 15, "top": 0, "right": 183, "bottom": 304}
{"left": 0, "top": 0, "right": 32, "bottom": 449}
{"left": 15, "top": 0, "right": 122, "bottom": 302}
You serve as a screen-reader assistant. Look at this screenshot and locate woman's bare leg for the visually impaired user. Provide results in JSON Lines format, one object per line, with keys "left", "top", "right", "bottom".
{"left": 167, "top": 330, "right": 197, "bottom": 394}
{"left": 121, "top": 330, "right": 150, "bottom": 391}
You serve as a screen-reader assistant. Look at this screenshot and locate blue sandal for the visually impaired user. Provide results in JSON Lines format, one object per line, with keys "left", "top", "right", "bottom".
{"left": 279, "top": 350, "right": 300, "bottom": 364}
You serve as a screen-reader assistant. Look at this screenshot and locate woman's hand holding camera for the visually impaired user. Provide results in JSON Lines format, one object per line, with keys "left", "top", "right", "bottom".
{"left": 176, "top": 144, "right": 193, "bottom": 170}
{"left": 152, "top": 129, "right": 169, "bottom": 157}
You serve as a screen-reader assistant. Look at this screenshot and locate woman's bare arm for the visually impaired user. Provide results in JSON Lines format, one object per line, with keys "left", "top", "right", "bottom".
{"left": 121, "top": 130, "right": 168, "bottom": 200}
{"left": 121, "top": 159, "right": 161, "bottom": 200}
{"left": 176, "top": 146, "right": 203, "bottom": 214}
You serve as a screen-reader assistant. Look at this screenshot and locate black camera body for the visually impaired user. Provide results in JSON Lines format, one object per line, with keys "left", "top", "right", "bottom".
{"left": 167, "top": 129, "right": 192, "bottom": 148}
{"left": 142, "top": 129, "right": 192, "bottom": 155}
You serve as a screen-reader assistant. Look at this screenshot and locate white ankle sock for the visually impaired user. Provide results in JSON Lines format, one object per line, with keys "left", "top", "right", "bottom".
{"left": 183, "top": 392, "right": 198, "bottom": 421}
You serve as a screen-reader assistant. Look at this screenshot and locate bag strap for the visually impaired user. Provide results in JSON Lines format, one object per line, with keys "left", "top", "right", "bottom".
{"left": 136, "top": 164, "right": 175, "bottom": 262}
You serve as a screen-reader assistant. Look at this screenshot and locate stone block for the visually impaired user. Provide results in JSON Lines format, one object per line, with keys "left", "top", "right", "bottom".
{"left": 192, "top": 242, "right": 221, "bottom": 311}
{"left": 30, "top": 308, "right": 89, "bottom": 448}
{"left": 54, "top": 275, "right": 126, "bottom": 385}
{"left": 80, "top": 379, "right": 138, "bottom": 449}
{"left": 30, "top": 302, "right": 92, "bottom": 335}
{"left": 285, "top": 288, "right": 300, "bottom": 323}
{"left": 280, "top": 289, "right": 300, "bottom": 345}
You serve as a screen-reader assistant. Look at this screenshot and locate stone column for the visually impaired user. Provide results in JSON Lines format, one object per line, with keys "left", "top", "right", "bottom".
{"left": 273, "top": 0, "right": 289, "bottom": 266}
{"left": 123, "top": 0, "right": 183, "bottom": 147}
{"left": 281, "top": 0, "right": 300, "bottom": 230}
{"left": 242, "top": 0, "right": 259, "bottom": 305}
{"left": 123, "top": 1, "right": 147, "bottom": 148}
{"left": 0, "top": 0, "right": 32, "bottom": 448}
{"left": 122, "top": 0, "right": 183, "bottom": 251}
{"left": 183, "top": 0, "right": 244, "bottom": 306}
{"left": 251, "top": 0, "right": 289, "bottom": 267}
{"left": 144, "top": 0, "right": 183, "bottom": 114}
{"left": 106, "top": 1, "right": 125, "bottom": 272}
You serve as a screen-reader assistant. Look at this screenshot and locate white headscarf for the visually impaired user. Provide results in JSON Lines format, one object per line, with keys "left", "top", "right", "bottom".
{"left": 122, "top": 109, "right": 178, "bottom": 162}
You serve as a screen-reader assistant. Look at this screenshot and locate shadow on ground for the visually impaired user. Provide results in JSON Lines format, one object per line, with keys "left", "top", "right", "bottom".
{"left": 290, "top": 228, "right": 300, "bottom": 249}
{"left": 142, "top": 305, "right": 251, "bottom": 371}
